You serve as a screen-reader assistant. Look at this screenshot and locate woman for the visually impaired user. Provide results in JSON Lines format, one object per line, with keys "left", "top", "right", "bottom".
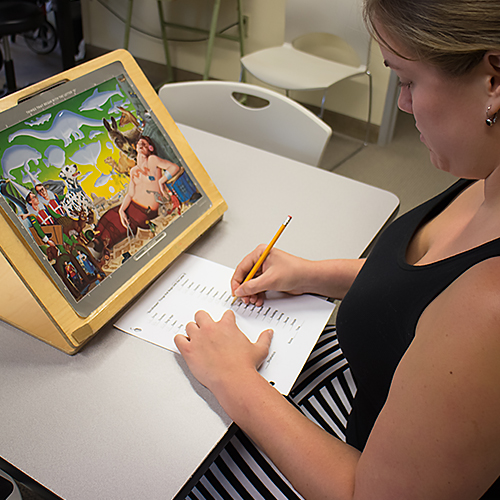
{"left": 176, "top": 1, "right": 500, "bottom": 498}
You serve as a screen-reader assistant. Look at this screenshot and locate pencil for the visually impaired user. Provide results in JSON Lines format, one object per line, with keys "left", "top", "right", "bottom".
{"left": 231, "top": 216, "right": 292, "bottom": 305}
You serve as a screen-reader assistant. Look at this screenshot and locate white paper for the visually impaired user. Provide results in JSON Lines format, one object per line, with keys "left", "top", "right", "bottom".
{"left": 114, "top": 253, "right": 335, "bottom": 394}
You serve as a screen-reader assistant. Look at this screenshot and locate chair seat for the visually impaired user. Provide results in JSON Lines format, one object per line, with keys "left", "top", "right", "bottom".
{"left": 241, "top": 42, "right": 367, "bottom": 91}
{"left": 0, "top": 1, "right": 44, "bottom": 37}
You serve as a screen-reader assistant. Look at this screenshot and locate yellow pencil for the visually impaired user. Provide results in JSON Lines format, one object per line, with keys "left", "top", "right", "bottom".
{"left": 231, "top": 216, "right": 292, "bottom": 305}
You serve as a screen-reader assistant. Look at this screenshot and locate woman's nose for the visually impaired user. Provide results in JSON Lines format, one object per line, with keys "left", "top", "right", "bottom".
{"left": 398, "top": 87, "right": 413, "bottom": 114}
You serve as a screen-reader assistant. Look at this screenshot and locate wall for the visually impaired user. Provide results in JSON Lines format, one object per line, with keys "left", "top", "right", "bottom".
{"left": 81, "top": 0, "right": 391, "bottom": 126}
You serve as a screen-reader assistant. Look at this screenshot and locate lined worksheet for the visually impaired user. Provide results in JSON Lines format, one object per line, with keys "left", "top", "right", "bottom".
{"left": 114, "top": 253, "right": 335, "bottom": 394}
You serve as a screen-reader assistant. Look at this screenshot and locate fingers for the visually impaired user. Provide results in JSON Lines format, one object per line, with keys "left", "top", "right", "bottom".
{"left": 174, "top": 332, "right": 190, "bottom": 352}
{"left": 193, "top": 309, "right": 213, "bottom": 326}
{"left": 175, "top": 308, "right": 274, "bottom": 390}
{"left": 179, "top": 310, "right": 236, "bottom": 343}
{"left": 221, "top": 309, "right": 236, "bottom": 323}
{"left": 177, "top": 309, "right": 263, "bottom": 350}
{"left": 178, "top": 310, "right": 213, "bottom": 347}
{"left": 234, "top": 273, "right": 267, "bottom": 297}
{"left": 257, "top": 328, "right": 274, "bottom": 352}
{"left": 231, "top": 244, "right": 267, "bottom": 293}
{"left": 185, "top": 310, "right": 213, "bottom": 336}
{"left": 254, "top": 328, "right": 274, "bottom": 368}
{"left": 231, "top": 246, "right": 275, "bottom": 307}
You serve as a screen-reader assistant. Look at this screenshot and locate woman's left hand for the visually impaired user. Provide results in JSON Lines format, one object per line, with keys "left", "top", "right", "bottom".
{"left": 174, "top": 310, "right": 273, "bottom": 396}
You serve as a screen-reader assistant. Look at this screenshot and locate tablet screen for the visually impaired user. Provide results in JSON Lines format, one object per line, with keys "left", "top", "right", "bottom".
{"left": 0, "top": 61, "right": 211, "bottom": 317}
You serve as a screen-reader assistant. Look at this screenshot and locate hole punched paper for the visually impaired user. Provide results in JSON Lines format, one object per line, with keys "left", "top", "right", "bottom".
{"left": 114, "top": 253, "right": 335, "bottom": 395}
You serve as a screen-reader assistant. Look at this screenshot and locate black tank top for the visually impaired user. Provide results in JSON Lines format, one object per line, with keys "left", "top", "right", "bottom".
{"left": 336, "top": 179, "right": 500, "bottom": 498}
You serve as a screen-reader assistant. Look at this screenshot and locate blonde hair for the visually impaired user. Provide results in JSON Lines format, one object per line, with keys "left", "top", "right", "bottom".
{"left": 363, "top": 0, "right": 500, "bottom": 76}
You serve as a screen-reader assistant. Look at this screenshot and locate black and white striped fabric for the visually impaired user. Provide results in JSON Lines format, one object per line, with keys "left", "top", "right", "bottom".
{"left": 186, "top": 326, "right": 357, "bottom": 499}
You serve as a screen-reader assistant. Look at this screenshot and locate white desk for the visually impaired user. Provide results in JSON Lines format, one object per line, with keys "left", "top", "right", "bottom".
{"left": 0, "top": 125, "right": 399, "bottom": 499}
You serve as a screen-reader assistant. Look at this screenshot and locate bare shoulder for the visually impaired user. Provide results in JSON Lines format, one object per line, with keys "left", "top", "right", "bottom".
{"left": 420, "top": 255, "right": 500, "bottom": 342}
{"left": 354, "top": 256, "right": 500, "bottom": 499}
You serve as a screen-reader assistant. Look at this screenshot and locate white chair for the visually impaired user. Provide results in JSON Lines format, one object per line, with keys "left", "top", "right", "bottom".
{"left": 240, "top": 0, "right": 372, "bottom": 143}
{"left": 158, "top": 81, "right": 332, "bottom": 166}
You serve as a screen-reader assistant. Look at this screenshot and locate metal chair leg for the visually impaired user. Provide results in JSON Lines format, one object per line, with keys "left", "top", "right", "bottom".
{"left": 363, "top": 70, "right": 373, "bottom": 146}
{"left": 319, "top": 88, "right": 328, "bottom": 120}
{"left": 123, "top": 0, "right": 134, "bottom": 50}
{"left": 157, "top": 0, "right": 173, "bottom": 82}
{"left": 2, "top": 36, "right": 16, "bottom": 93}
{"left": 120, "top": 0, "right": 244, "bottom": 83}
{"left": 203, "top": 0, "right": 221, "bottom": 80}
{"left": 236, "top": 0, "right": 245, "bottom": 82}
{"left": 329, "top": 71, "right": 372, "bottom": 169}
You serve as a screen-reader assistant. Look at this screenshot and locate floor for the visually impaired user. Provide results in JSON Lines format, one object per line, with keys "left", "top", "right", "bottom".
{"left": 0, "top": 36, "right": 456, "bottom": 500}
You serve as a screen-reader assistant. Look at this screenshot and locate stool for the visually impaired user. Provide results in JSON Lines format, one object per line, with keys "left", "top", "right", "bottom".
{"left": 123, "top": 0, "right": 245, "bottom": 82}
{"left": 0, "top": 1, "right": 44, "bottom": 94}
{"left": 0, "top": 469, "right": 22, "bottom": 500}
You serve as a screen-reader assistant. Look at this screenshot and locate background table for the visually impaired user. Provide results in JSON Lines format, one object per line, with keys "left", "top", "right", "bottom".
{"left": 0, "top": 125, "right": 399, "bottom": 499}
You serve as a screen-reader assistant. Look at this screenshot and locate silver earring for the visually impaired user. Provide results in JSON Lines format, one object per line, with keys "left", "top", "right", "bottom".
{"left": 486, "top": 105, "right": 498, "bottom": 127}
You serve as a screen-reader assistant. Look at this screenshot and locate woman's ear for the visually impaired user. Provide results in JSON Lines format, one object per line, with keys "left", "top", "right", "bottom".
{"left": 485, "top": 52, "right": 500, "bottom": 98}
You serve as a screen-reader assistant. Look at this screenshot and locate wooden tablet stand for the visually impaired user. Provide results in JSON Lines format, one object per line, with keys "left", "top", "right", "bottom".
{"left": 0, "top": 50, "right": 227, "bottom": 354}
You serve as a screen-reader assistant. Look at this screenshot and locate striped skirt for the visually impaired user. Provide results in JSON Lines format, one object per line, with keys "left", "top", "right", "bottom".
{"left": 186, "top": 326, "right": 356, "bottom": 499}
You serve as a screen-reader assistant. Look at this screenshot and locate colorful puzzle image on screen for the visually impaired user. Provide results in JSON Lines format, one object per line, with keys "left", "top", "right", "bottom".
{"left": 0, "top": 74, "right": 202, "bottom": 302}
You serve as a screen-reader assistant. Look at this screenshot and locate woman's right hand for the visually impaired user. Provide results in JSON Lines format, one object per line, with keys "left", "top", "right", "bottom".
{"left": 231, "top": 246, "right": 313, "bottom": 306}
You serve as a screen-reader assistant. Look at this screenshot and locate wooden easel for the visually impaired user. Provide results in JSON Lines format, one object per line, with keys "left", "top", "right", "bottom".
{"left": 0, "top": 50, "right": 227, "bottom": 354}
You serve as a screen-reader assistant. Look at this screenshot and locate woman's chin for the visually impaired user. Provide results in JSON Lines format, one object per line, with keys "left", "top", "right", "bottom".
{"left": 429, "top": 151, "right": 449, "bottom": 172}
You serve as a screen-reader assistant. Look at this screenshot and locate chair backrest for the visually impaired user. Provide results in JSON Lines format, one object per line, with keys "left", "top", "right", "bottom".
{"left": 285, "top": 0, "right": 370, "bottom": 66}
{"left": 158, "top": 81, "right": 332, "bottom": 166}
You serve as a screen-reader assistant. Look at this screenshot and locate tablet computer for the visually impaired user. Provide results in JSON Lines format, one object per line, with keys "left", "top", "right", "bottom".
{"left": 0, "top": 51, "right": 226, "bottom": 331}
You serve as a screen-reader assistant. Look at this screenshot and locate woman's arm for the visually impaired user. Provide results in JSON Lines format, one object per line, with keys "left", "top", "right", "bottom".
{"left": 176, "top": 257, "right": 500, "bottom": 500}
{"left": 175, "top": 309, "right": 361, "bottom": 499}
{"left": 231, "top": 245, "right": 365, "bottom": 305}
